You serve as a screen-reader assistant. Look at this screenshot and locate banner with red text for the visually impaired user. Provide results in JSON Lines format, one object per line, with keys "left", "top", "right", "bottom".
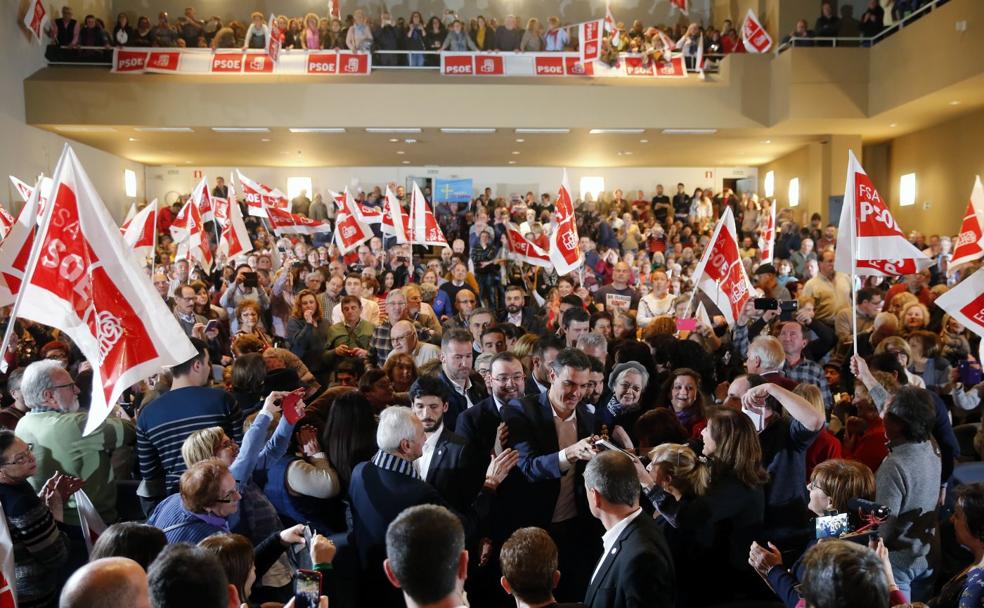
{"left": 935, "top": 267, "right": 984, "bottom": 339}
{"left": 580, "top": 20, "right": 604, "bottom": 63}
{"left": 742, "top": 9, "right": 772, "bottom": 53}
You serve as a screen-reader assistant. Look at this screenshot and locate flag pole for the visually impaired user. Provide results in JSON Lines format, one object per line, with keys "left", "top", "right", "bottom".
{"left": 151, "top": 203, "right": 159, "bottom": 278}
{"left": 0, "top": 148, "right": 68, "bottom": 373}
{"left": 850, "top": 194, "right": 859, "bottom": 357}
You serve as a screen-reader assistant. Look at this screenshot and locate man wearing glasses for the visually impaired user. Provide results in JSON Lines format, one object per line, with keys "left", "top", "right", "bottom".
{"left": 14, "top": 359, "right": 135, "bottom": 536}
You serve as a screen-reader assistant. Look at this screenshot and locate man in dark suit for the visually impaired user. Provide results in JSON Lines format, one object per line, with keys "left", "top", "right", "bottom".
{"left": 501, "top": 285, "right": 545, "bottom": 334}
{"left": 456, "top": 351, "right": 525, "bottom": 459}
{"left": 583, "top": 451, "right": 675, "bottom": 608}
{"left": 500, "top": 527, "right": 587, "bottom": 608}
{"left": 384, "top": 505, "right": 468, "bottom": 608}
{"left": 524, "top": 335, "right": 564, "bottom": 397}
{"left": 410, "top": 375, "right": 481, "bottom": 512}
{"left": 437, "top": 328, "right": 488, "bottom": 430}
{"left": 502, "top": 348, "right": 604, "bottom": 602}
{"left": 349, "top": 405, "right": 518, "bottom": 607}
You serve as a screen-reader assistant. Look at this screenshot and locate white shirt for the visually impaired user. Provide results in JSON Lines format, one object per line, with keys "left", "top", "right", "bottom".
{"left": 552, "top": 406, "right": 579, "bottom": 523}
{"left": 591, "top": 507, "right": 644, "bottom": 583}
{"left": 506, "top": 311, "right": 524, "bottom": 326}
{"left": 448, "top": 375, "right": 475, "bottom": 409}
{"left": 416, "top": 424, "right": 443, "bottom": 480}
{"left": 330, "top": 297, "right": 381, "bottom": 325}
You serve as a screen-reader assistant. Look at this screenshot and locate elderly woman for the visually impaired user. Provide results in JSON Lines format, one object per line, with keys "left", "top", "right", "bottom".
{"left": 233, "top": 300, "right": 273, "bottom": 351}
{"left": 612, "top": 310, "right": 637, "bottom": 341}
{"left": 148, "top": 459, "right": 245, "bottom": 543}
{"left": 599, "top": 362, "right": 650, "bottom": 444}
{"left": 874, "top": 336, "right": 926, "bottom": 388}
{"left": 901, "top": 301, "right": 931, "bottom": 336}
{"left": 384, "top": 352, "right": 418, "bottom": 394}
{"left": 907, "top": 330, "right": 952, "bottom": 392}
{"left": 659, "top": 368, "right": 708, "bottom": 439}
{"left": 345, "top": 9, "right": 373, "bottom": 52}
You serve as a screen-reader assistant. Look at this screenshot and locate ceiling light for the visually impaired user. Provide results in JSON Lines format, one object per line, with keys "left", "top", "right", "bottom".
{"left": 514, "top": 128, "right": 570, "bottom": 134}
{"left": 128, "top": 137, "right": 139, "bottom": 142}
{"left": 134, "top": 127, "right": 193, "bottom": 133}
{"left": 440, "top": 128, "right": 496, "bottom": 134}
{"left": 396, "top": 150, "right": 405, "bottom": 155}
{"left": 949, "top": 100, "right": 961, "bottom": 106}
{"left": 211, "top": 127, "right": 270, "bottom": 133}
{"left": 889, "top": 123, "right": 898, "bottom": 128}
{"left": 261, "top": 138, "right": 271, "bottom": 142}
{"left": 589, "top": 129, "right": 645, "bottom": 135}
{"left": 515, "top": 138, "right": 525, "bottom": 143}
{"left": 762, "top": 139, "right": 772, "bottom": 144}
{"left": 402, "top": 160, "right": 411, "bottom": 165}
{"left": 55, "top": 126, "right": 118, "bottom": 133}
{"left": 389, "top": 138, "right": 399, "bottom": 142}
{"left": 288, "top": 128, "right": 346, "bottom": 133}
{"left": 404, "top": 138, "right": 417, "bottom": 144}
{"left": 661, "top": 129, "right": 718, "bottom": 135}
{"left": 184, "top": 160, "right": 192, "bottom": 164}
{"left": 508, "top": 161, "right": 517, "bottom": 165}
{"left": 639, "top": 139, "right": 649, "bottom": 143}
{"left": 512, "top": 151, "right": 520, "bottom": 155}
{"left": 365, "top": 128, "right": 422, "bottom": 134}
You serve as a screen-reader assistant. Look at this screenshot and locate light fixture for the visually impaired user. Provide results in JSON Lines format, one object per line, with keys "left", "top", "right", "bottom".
{"left": 900, "top": 173, "right": 917, "bottom": 206}
{"left": 124, "top": 169, "right": 137, "bottom": 198}
{"left": 889, "top": 123, "right": 898, "bottom": 128}
{"left": 511, "top": 151, "right": 520, "bottom": 155}
{"left": 514, "top": 128, "right": 570, "bottom": 134}
{"left": 389, "top": 138, "right": 399, "bottom": 142}
{"left": 762, "top": 139, "right": 772, "bottom": 144}
{"left": 661, "top": 129, "right": 718, "bottom": 135}
{"left": 764, "top": 171, "right": 775, "bottom": 198}
{"left": 402, "top": 160, "right": 411, "bottom": 165}
{"left": 580, "top": 176, "right": 605, "bottom": 200}
{"left": 404, "top": 138, "right": 417, "bottom": 144}
{"left": 211, "top": 127, "right": 270, "bottom": 133}
{"left": 396, "top": 150, "right": 405, "bottom": 155}
{"left": 55, "top": 126, "right": 117, "bottom": 133}
{"left": 788, "top": 178, "right": 800, "bottom": 207}
{"left": 286, "top": 177, "right": 313, "bottom": 201}
{"left": 440, "top": 128, "right": 496, "bottom": 134}
{"left": 515, "top": 138, "right": 525, "bottom": 143}
{"left": 640, "top": 139, "right": 649, "bottom": 143}
{"left": 949, "top": 100, "right": 961, "bottom": 106}
{"left": 589, "top": 129, "right": 645, "bottom": 135}
{"left": 365, "top": 128, "right": 422, "bottom": 134}
{"left": 128, "top": 137, "right": 139, "bottom": 142}
{"left": 134, "top": 127, "right": 194, "bottom": 133}
{"left": 288, "top": 128, "right": 346, "bottom": 133}
{"left": 260, "top": 138, "right": 271, "bottom": 142}
{"left": 508, "top": 161, "right": 517, "bottom": 165}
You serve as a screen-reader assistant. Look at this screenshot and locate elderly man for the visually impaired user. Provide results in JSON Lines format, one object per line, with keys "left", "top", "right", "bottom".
{"left": 60, "top": 557, "right": 151, "bottom": 608}
{"left": 369, "top": 290, "right": 412, "bottom": 368}
{"left": 171, "top": 283, "right": 207, "bottom": 338}
{"left": 16, "top": 360, "right": 135, "bottom": 529}
{"left": 443, "top": 288, "right": 478, "bottom": 331}
{"left": 388, "top": 320, "right": 440, "bottom": 368}
{"left": 318, "top": 274, "right": 345, "bottom": 322}
{"left": 403, "top": 284, "right": 443, "bottom": 343}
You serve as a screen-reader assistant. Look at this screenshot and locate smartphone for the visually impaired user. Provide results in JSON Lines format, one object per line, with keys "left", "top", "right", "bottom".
{"left": 293, "top": 569, "right": 322, "bottom": 608}
{"left": 959, "top": 361, "right": 983, "bottom": 387}
{"left": 594, "top": 438, "right": 632, "bottom": 457}
{"left": 282, "top": 390, "right": 305, "bottom": 424}
{"left": 204, "top": 320, "right": 220, "bottom": 333}
{"left": 675, "top": 318, "right": 697, "bottom": 332}
{"left": 243, "top": 272, "right": 259, "bottom": 288}
{"left": 815, "top": 512, "right": 850, "bottom": 539}
{"left": 753, "top": 298, "right": 779, "bottom": 311}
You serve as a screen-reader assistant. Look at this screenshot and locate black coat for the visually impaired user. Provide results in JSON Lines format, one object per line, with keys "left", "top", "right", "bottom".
{"left": 455, "top": 396, "right": 502, "bottom": 459}
{"left": 425, "top": 428, "right": 482, "bottom": 512}
{"left": 584, "top": 514, "right": 676, "bottom": 608}
{"left": 439, "top": 369, "right": 488, "bottom": 431}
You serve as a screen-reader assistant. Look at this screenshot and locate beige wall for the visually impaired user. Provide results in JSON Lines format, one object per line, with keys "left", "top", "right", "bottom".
{"left": 862, "top": 107, "right": 984, "bottom": 237}
{"left": 6, "top": 0, "right": 144, "bottom": 221}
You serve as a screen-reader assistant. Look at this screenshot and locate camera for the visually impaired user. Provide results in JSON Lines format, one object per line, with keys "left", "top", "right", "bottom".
{"left": 753, "top": 298, "right": 798, "bottom": 322}
{"left": 815, "top": 498, "right": 890, "bottom": 540}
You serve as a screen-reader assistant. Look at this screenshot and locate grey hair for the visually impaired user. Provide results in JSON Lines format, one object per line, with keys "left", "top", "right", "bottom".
{"left": 584, "top": 450, "right": 640, "bottom": 507}
{"left": 576, "top": 333, "right": 608, "bottom": 354}
{"left": 748, "top": 336, "right": 785, "bottom": 370}
{"left": 608, "top": 362, "right": 649, "bottom": 391}
{"left": 386, "top": 289, "right": 407, "bottom": 304}
{"left": 376, "top": 406, "right": 421, "bottom": 452}
{"left": 474, "top": 352, "right": 495, "bottom": 371}
{"left": 21, "top": 359, "right": 65, "bottom": 409}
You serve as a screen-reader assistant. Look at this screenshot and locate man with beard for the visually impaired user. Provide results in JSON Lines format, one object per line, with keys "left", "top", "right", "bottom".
{"left": 410, "top": 376, "right": 480, "bottom": 512}
{"left": 526, "top": 335, "right": 564, "bottom": 397}
{"left": 500, "top": 285, "right": 544, "bottom": 334}
{"left": 436, "top": 328, "right": 488, "bottom": 431}
{"left": 456, "top": 352, "right": 524, "bottom": 459}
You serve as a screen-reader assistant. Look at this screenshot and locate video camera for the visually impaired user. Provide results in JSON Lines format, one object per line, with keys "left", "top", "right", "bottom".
{"left": 815, "top": 497, "right": 891, "bottom": 540}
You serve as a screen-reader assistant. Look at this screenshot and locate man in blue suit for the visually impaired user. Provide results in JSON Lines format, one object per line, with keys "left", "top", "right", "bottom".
{"left": 502, "top": 348, "right": 604, "bottom": 602}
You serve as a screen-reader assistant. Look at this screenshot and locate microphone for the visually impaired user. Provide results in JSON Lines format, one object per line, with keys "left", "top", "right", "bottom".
{"left": 847, "top": 497, "right": 891, "bottom": 519}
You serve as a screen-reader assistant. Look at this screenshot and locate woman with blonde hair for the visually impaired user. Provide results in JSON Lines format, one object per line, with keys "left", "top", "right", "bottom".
{"left": 900, "top": 301, "right": 931, "bottom": 336}
{"left": 519, "top": 17, "right": 544, "bottom": 51}
{"left": 886, "top": 291, "right": 918, "bottom": 322}
{"left": 300, "top": 13, "right": 321, "bottom": 49}
{"left": 638, "top": 443, "right": 711, "bottom": 499}
{"left": 510, "top": 333, "right": 538, "bottom": 373}
{"left": 242, "top": 11, "right": 268, "bottom": 49}
{"left": 796, "top": 384, "right": 842, "bottom": 476}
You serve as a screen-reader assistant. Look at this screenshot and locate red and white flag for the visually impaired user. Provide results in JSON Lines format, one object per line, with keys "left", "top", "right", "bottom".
{"left": 267, "top": 14, "right": 281, "bottom": 62}
{"left": 505, "top": 222, "right": 552, "bottom": 269}
{"left": 174, "top": 199, "right": 213, "bottom": 272}
{"left": 236, "top": 170, "right": 270, "bottom": 217}
{"left": 0, "top": 208, "right": 15, "bottom": 242}
{"left": 123, "top": 202, "right": 137, "bottom": 224}
{"left": 411, "top": 182, "right": 448, "bottom": 248}
{"left": 0, "top": 145, "right": 197, "bottom": 435}
{"left": 329, "top": 0, "right": 340, "bottom": 19}
{"left": 9, "top": 175, "right": 53, "bottom": 220}
{"left": 347, "top": 188, "right": 383, "bottom": 225}
{"left": 0, "top": 501, "right": 14, "bottom": 607}
{"left": 741, "top": 9, "right": 772, "bottom": 53}
{"left": 689, "top": 206, "right": 753, "bottom": 326}
{"left": 23, "top": 0, "right": 48, "bottom": 42}
{"left": 75, "top": 489, "right": 107, "bottom": 554}
{"left": 950, "top": 176, "right": 984, "bottom": 271}
{"left": 935, "top": 267, "right": 984, "bottom": 340}
{"left": 835, "top": 150, "right": 932, "bottom": 277}
{"left": 334, "top": 188, "right": 372, "bottom": 255}
{"left": 382, "top": 186, "right": 411, "bottom": 244}
{"left": 548, "top": 169, "right": 582, "bottom": 275}
{"left": 168, "top": 198, "right": 193, "bottom": 242}
{"left": 580, "top": 20, "right": 604, "bottom": 63}
{"left": 189, "top": 176, "right": 214, "bottom": 222}
{"left": 264, "top": 186, "right": 290, "bottom": 212}
{"left": 120, "top": 199, "right": 157, "bottom": 259}
{"left": 604, "top": 3, "right": 621, "bottom": 47}
{"left": 266, "top": 205, "right": 332, "bottom": 236}
{"left": 670, "top": 0, "right": 689, "bottom": 15}
{"left": 758, "top": 200, "right": 776, "bottom": 263}
{"left": 216, "top": 196, "right": 251, "bottom": 261}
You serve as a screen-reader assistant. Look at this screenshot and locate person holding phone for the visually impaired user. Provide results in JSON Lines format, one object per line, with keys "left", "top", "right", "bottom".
{"left": 221, "top": 264, "right": 270, "bottom": 332}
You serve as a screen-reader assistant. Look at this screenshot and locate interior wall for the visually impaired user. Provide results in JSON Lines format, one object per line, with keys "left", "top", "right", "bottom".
{"left": 5, "top": 0, "right": 145, "bottom": 221}
{"left": 145, "top": 165, "right": 757, "bottom": 205}
{"left": 862, "top": 106, "right": 984, "bottom": 237}
{"left": 756, "top": 142, "right": 823, "bottom": 224}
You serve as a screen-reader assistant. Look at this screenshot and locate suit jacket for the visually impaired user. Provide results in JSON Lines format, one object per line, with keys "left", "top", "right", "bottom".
{"left": 455, "top": 396, "right": 503, "bottom": 458}
{"left": 584, "top": 514, "right": 676, "bottom": 608}
{"left": 439, "top": 369, "right": 488, "bottom": 431}
{"left": 501, "top": 392, "right": 601, "bottom": 529}
{"left": 524, "top": 375, "right": 549, "bottom": 398}
{"left": 499, "top": 307, "right": 545, "bottom": 334}
{"left": 425, "top": 428, "right": 482, "bottom": 512}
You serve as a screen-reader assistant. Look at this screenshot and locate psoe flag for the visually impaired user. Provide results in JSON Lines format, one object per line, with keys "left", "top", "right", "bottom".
{"left": 742, "top": 9, "right": 772, "bottom": 53}
{"left": 548, "top": 168, "right": 582, "bottom": 275}
{"left": 935, "top": 267, "right": 984, "bottom": 339}
{"left": 433, "top": 179, "right": 473, "bottom": 203}
{"left": 688, "top": 206, "right": 752, "bottom": 326}
{"left": 0, "top": 145, "right": 198, "bottom": 436}
{"left": 23, "top": 0, "right": 48, "bottom": 42}
{"left": 950, "top": 176, "right": 984, "bottom": 271}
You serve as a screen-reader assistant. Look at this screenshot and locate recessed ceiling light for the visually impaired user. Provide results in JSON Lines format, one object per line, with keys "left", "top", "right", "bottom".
{"left": 365, "top": 128, "right": 422, "bottom": 134}
{"left": 589, "top": 129, "right": 645, "bottom": 135}
{"left": 211, "top": 127, "right": 270, "bottom": 133}
{"left": 508, "top": 161, "right": 517, "bottom": 165}
{"left": 762, "top": 139, "right": 772, "bottom": 144}
{"left": 401, "top": 160, "right": 411, "bottom": 165}
{"left": 134, "top": 127, "right": 193, "bottom": 133}
{"left": 288, "top": 128, "right": 345, "bottom": 133}
{"left": 184, "top": 160, "right": 192, "bottom": 164}
{"left": 889, "top": 123, "right": 898, "bottom": 127}
{"left": 949, "top": 100, "right": 961, "bottom": 106}
{"left": 639, "top": 139, "right": 648, "bottom": 143}
{"left": 514, "top": 128, "right": 570, "bottom": 134}
{"left": 617, "top": 151, "right": 633, "bottom": 156}
{"left": 404, "top": 138, "right": 417, "bottom": 144}
{"left": 512, "top": 151, "right": 520, "bottom": 155}
{"left": 128, "top": 137, "right": 139, "bottom": 142}
{"left": 389, "top": 138, "right": 399, "bottom": 142}
{"left": 261, "top": 138, "right": 271, "bottom": 142}
{"left": 396, "top": 150, "right": 405, "bottom": 155}
{"left": 440, "top": 128, "right": 496, "bottom": 134}
{"left": 515, "top": 138, "right": 525, "bottom": 143}
{"left": 56, "top": 126, "right": 117, "bottom": 133}
{"left": 661, "top": 129, "right": 718, "bottom": 135}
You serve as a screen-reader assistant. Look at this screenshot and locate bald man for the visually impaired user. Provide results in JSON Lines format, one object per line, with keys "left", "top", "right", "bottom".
{"left": 60, "top": 557, "right": 151, "bottom": 608}
{"left": 387, "top": 319, "right": 440, "bottom": 368}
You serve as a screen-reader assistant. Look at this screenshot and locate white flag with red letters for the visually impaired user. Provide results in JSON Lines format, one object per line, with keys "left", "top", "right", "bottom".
{"left": 334, "top": 188, "right": 372, "bottom": 255}
{"left": 9, "top": 175, "right": 53, "bottom": 221}
{"left": 411, "top": 182, "right": 448, "bottom": 247}
{"left": 548, "top": 169, "right": 582, "bottom": 276}
{"left": 266, "top": 205, "right": 333, "bottom": 236}
{"left": 689, "top": 206, "right": 753, "bottom": 326}
{"left": 23, "top": 0, "right": 48, "bottom": 42}
{"left": 950, "top": 176, "right": 984, "bottom": 271}
{"left": 382, "top": 186, "right": 411, "bottom": 244}
{"left": 236, "top": 170, "right": 272, "bottom": 217}
{"left": 835, "top": 151, "right": 932, "bottom": 276}
{"left": 0, "top": 145, "right": 197, "bottom": 436}
{"left": 216, "top": 196, "right": 252, "bottom": 261}
{"left": 174, "top": 199, "right": 213, "bottom": 272}
{"left": 267, "top": 14, "right": 281, "bottom": 62}
{"left": 758, "top": 200, "right": 776, "bottom": 263}
{"left": 120, "top": 199, "right": 157, "bottom": 259}
{"left": 505, "top": 222, "right": 552, "bottom": 269}
{"left": 348, "top": 188, "right": 383, "bottom": 225}
{"left": 742, "top": 9, "right": 772, "bottom": 53}
{"left": 580, "top": 20, "right": 603, "bottom": 63}
{"left": 190, "top": 176, "right": 214, "bottom": 222}
{"left": 935, "top": 267, "right": 984, "bottom": 339}
{"left": 0, "top": 208, "right": 15, "bottom": 242}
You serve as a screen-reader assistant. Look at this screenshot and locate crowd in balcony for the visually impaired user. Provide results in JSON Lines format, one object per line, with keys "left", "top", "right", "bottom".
{"left": 782, "top": 0, "right": 942, "bottom": 45}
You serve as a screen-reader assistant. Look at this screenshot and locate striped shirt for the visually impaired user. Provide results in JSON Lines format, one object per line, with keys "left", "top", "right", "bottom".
{"left": 136, "top": 386, "right": 244, "bottom": 494}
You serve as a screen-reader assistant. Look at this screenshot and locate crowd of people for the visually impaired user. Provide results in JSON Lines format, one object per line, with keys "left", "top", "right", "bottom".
{"left": 1, "top": 173, "right": 983, "bottom": 608}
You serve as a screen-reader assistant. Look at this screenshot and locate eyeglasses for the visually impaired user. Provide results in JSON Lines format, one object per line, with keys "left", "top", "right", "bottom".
{"left": 214, "top": 487, "right": 241, "bottom": 504}
{"left": 50, "top": 382, "right": 77, "bottom": 391}
{"left": 390, "top": 333, "right": 412, "bottom": 342}
{"left": 493, "top": 373, "right": 524, "bottom": 384}
{"left": 1, "top": 443, "right": 34, "bottom": 467}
